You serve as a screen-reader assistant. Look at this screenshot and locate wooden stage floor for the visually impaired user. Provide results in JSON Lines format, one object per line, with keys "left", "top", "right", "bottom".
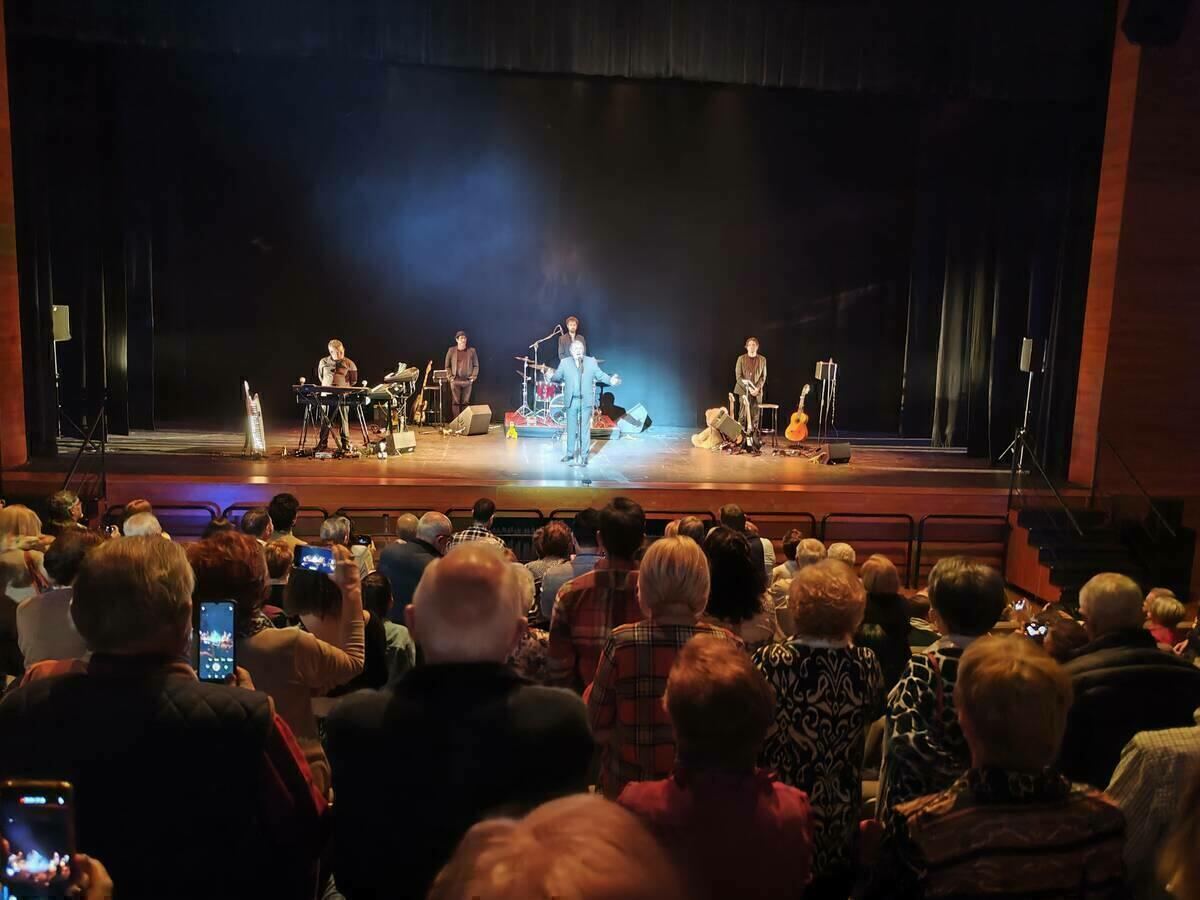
{"left": 3, "top": 426, "right": 1018, "bottom": 522}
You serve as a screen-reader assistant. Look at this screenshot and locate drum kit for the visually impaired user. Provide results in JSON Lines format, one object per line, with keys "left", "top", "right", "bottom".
{"left": 513, "top": 351, "right": 605, "bottom": 428}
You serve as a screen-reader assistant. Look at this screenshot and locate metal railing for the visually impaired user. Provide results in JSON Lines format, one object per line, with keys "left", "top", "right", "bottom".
{"left": 102, "top": 501, "right": 220, "bottom": 540}
{"left": 914, "top": 514, "right": 1010, "bottom": 587}
{"left": 61, "top": 401, "right": 109, "bottom": 504}
{"left": 820, "top": 512, "right": 915, "bottom": 586}
{"left": 1090, "top": 433, "right": 1177, "bottom": 540}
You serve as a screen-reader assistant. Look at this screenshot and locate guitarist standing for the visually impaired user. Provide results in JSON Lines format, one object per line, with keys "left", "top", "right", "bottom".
{"left": 734, "top": 337, "right": 767, "bottom": 434}
{"left": 443, "top": 330, "right": 479, "bottom": 419}
{"left": 317, "top": 338, "right": 358, "bottom": 451}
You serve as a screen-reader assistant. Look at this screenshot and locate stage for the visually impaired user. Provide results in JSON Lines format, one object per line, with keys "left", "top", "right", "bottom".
{"left": 2, "top": 425, "right": 1017, "bottom": 530}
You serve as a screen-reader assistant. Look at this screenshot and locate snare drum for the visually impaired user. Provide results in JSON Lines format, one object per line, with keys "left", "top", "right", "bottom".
{"left": 536, "top": 382, "right": 560, "bottom": 401}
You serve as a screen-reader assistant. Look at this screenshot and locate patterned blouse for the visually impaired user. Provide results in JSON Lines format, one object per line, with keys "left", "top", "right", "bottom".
{"left": 877, "top": 637, "right": 975, "bottom": 818}
{"left": 753, "top": 640, "right": 883, "bottom": 878}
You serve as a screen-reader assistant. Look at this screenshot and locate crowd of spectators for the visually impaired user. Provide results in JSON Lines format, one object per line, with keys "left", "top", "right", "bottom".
{"left": 1, "top": 488, "right": 1199, "bottom": 899}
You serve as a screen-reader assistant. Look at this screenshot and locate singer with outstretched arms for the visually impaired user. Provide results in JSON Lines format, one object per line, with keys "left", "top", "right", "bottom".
{"left": 549, "top": 340, "right": 619, "bottom": 467}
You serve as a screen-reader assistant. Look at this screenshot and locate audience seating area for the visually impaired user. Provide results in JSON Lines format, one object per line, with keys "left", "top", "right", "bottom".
{"left": 3, "top": 489, "right": 1199, "bottom": 900}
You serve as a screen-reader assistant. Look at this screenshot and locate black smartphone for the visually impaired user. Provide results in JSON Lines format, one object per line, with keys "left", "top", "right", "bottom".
{"left": 197, "top": 600, "right": 236, "bottom": 683}
{"left": 294, "top": 544, "right": 336, "bottom": 574}
{"left": 0, "top": 780, "right": 74, "bottom": 896}
{"left": 352, "top": 534, "right": 372, "bottom": 547}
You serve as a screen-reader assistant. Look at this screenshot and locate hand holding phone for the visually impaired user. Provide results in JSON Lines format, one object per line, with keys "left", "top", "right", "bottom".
{"left": 197, "top": 601, "right": 237, "bottom": 683}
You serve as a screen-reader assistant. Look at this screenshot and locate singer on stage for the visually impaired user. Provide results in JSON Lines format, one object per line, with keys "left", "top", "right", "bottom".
{"left": 549, "top": 340, "right": 619, "bottom": 467}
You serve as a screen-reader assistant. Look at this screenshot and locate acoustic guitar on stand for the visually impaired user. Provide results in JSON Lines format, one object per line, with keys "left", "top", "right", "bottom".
{"left": 411, "top": 360, "right": 433, "bottom": 425}
{"left": 784, "top": 383, "right": 812, "bottom": 442}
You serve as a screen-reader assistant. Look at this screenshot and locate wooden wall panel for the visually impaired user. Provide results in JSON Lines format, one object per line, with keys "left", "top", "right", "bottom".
{"left": 0, "top": 0, "right": 27, "bottom": 471}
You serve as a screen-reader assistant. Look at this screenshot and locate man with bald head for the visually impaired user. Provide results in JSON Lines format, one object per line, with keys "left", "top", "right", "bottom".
{"left": 1058, "top": 572, "right": 1200, "bottom": 788}
{"left": 378, "top": 511, "right": 453, "bottom": 620}
{"left": 326, "top": 544, "right": 593, "bottom": 900}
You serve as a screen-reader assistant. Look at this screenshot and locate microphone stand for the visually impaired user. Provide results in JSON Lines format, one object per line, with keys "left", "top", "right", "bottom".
{"left": 528, "top": 325, "right": 562, "bottom": 424}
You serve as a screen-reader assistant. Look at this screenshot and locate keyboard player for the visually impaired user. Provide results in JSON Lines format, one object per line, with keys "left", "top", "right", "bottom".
{"left": 317, "top": 338, "right": 358, "bottom": 450}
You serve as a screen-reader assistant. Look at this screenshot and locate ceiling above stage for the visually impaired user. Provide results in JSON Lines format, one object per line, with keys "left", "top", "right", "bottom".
{"left": 5, "top": 0, "right": 1116, "bottom": 102}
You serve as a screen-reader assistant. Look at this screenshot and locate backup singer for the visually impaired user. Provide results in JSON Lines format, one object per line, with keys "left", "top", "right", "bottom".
{"left": 549, "top": 340, "right": 620, "bottom": 467}
{"left": 444, "top": 330, "right": 479, "bottom": 418}
{"left": 557, "top": 316, "right": 587, "bottom": 361}
{"left": 317, "top": 338, "right": 358, "bottom": 450}
{"left": 734, "top": 336, "right": 767, "bottom": 433}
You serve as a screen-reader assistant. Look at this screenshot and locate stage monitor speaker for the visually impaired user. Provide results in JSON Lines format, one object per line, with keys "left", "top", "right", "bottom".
{"left": 449, "top": 405, "right": 491, "bottom": 436}
{"left": 821, "top": 441, "right": 852, "bottom": 465}
{"left": 51, "top": 305, "right": 71, "bottom": 342}
{"left": 381, "top": 431, "right": 416, "bottom": 454}
{"left": 617, "top": 403, "right": 651, "bottom": 434}
{"left": 1019, "top": 337, "right": 1034, "bottom": 373}
{"left": 710, "top": 407, "right": 744, "bottom": 443}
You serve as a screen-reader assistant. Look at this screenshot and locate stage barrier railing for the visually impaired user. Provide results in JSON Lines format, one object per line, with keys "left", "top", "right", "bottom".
{"left": 913, "top": 514, "right": 1010, "bottom": 588}
{"left": 223, "top": 503, "right": 330, "bottom": 540}
{"left": 547, "top": 508, "right": 718, "bottom": 538}
{"left": 332, "top": 507, "right": 430, "bottom": 542}
{"left": 102, "top": 501, "right": 221, "bottom": 541}
{"left": 820, "top": 512, "right": 915, "bottom": 587}
{"left": 446, "top": 507, "right": 546, "bottom": 562}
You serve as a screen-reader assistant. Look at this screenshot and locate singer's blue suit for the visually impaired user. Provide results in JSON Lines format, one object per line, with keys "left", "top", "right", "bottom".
{"left": 550, "top": 355, "right": 615, "bottom": 461}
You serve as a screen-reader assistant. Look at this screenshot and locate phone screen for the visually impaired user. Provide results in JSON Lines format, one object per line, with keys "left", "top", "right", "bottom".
{"left": 197, "top": 601, "right": 236, "bottom": 683}
{"left": 0, "top": 782, "right": 74, "bottom": 894}
{"left": 294, "top": 545, "right": 336, "bottom": 574}
{"left": 1025, "top": 622, "right": 1049, "bottom": 638}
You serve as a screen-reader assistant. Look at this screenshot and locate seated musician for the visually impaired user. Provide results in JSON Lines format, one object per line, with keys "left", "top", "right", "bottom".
{"left": 317, "top": 339, "right": 358, "bottom": 451}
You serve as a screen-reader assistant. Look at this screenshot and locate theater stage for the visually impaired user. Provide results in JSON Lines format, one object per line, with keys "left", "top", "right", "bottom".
{"left": 3, "top": 426, "right": 1017, "bottom": 526}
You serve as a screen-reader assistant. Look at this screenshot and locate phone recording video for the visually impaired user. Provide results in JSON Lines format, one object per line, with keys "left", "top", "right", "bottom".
{"left": 0, "top": 781, "right": 74, "bottom": 895}
{"left": 197, "top": 600, "right": 236, "bottom": 683}
{"left": 1025, "top": 621, "right": 1049, "bottom": 639}
{"left": 294, "top": 545, "right": 336, "bottom": 574}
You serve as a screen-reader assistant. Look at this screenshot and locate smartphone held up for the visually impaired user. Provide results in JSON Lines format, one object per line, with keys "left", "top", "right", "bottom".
{"left": 196, "top": 600, "right": 236, "bottom": 683}
{"left": 0, "top": 781, "right": 74, "bottom": 896}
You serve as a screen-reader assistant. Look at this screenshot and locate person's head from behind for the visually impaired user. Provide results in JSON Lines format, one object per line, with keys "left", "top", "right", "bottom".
{"left": 267, "top": 493, "right": 300, "bottom": 534}
{"left": 540, "top": 521, "right": 572, "bottom": 560}
{"left": 320, "top": 515, "right": 352, "bottom": 546}
{"left": 1079, "top": 572, "right": 1144, "bottom": 640}
{"left": 48, "top": 490, "right": 81, "bottom": 523}
{"left": 284, "top": 544, "right": 344, "bottom": 621}
{"left": 201, "top": 517, "right": 235, "bottom": 539}
{"left": 718, "top": 503, "right": 746, "bottom": 533}
{"left": 187, "top": 531, "right": 268, "bottom": 629}
{"left": 780, "top": 528, "right": 803, "bottom": 562}
{"left": 239, "top": 507, "right": 273, "bottom": 540}
{"left": 860, "top": 553, "right": 901, "bottom": 596}
{"left": 638, "top": 536, "right": 709, "bottom": 621}
{"left": 571, "top": 508, "right": 601, "bottom": 550}
{"left": 789, "top": 559, "right": 865, "bottom": 641}
{"left": 927, "top": 557, "right": 1006, "bottom": 637}
{"left": 1042, "top": 616, "right": 1089, "bottom": 662}
{"left": 796, "top": 538, "right": 826, "bottom": 568}
{"left": 395, "top": 513, "right": 419, "bottom": 542}
{"left": 1148, "top": 594, "right": 1187, "bottom": 631}
{"left": 676, "top": 516, "right": 707, "bottom": 545}
{"left": 122, "top": 512, "right": 163, "bottom": 538}
{"left": 827, "top": 542, "right": 856, "bottom": 567}
{"left": 71, "top": 537, "right": 193, "bottom": 656}
{"left": 702, "top": 527, "right": 765, "bottom": 624}
{"left": 428, "top": 794, "right": 683, "bottom": 900}
{"left": 666, "top": 635, "right": 774, "bottom": 772}
{"left": 416, "top": 511, "right": 453, "bottom": 554}
{"left": 263, "top": 541, "right": 292, "bottom": 583}
{"left": 955, "top": 635, "right": 1072, "bottom": 773}
{"left": 472, "top": 498, "right": 496, "bottom": 527}
{"left": 0, "top": 505, "right": 42, "bottom": 540}
{"left": 361, "top": 571, "right": 393, "bottom": 620}
{"left": 407, "top": 543, "right": 524, "bottom": 664}
{"left": 122, "top": 498, "right": 153, "bottom": 524}
{"left": 907, "top": 588, "right": 931, "bottom": 621}
{"left": 663, "top": 520, "right": 680, "bottom": 538}
{"left": 598, "top": 498, "right": 645, "bottom": 562}
{"left": 43, "top": 530, "right": 104, "bottom": 587}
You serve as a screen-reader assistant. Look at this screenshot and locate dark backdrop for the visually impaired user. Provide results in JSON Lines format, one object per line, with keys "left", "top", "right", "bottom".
{"left": 7, "top": 0, "right": 1114, "bottom": 470}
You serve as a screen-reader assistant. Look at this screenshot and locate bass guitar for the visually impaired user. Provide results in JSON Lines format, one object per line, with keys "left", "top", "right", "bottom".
{"left": 784, "top": 383, "right": 812, "bottom": 442}
{"left": 411, "top": 360, "right": 433, "bottom": 425}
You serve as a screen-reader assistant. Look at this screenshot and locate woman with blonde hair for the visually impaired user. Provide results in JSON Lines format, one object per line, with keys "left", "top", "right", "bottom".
{"left": 586, "top": 536, "right": 739, "bottom": 798}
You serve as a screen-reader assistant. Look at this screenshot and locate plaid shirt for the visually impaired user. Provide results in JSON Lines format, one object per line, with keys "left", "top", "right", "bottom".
{"left": 547, "top": 559, "right": 640, "bottom": 691}
{"left": 1105, "top": 709, "right": 1200, "bottom": 890}
{"left": 586, "top": 620, "right": 738, "bottom": 797}
{"left": 448, "top": 523, "right": 505, "bottom": 549}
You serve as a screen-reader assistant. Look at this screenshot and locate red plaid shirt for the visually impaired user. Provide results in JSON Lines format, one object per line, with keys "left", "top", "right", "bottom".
{"left": 547, "top": 558, "right": 641, "bottom": 691}
{"left": 585, "top": 620, "right": 739, "bottom": 797}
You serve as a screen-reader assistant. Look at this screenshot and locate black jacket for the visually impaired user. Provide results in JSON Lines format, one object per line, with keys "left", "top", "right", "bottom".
{"left": 378, "top": 538, "right": 440, "bottom": 619}
{"left": 1060, "top": 628, "right": 1200, "bottom": 788}
{"left": 326, "top": 662, "right": 594, "bottom": 900}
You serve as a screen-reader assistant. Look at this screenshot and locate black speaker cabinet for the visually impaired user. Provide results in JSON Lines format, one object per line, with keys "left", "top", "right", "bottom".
{"left": 617, "top": 402, "right": 651, "bottom": 434}
{"left": 822, "top": 441, "right": 852, "bottom": 465}
{"left": 710, "top": 408, "right": 744, "bottom": 443}
{"left": 449, "top": 404, "right": 491, "bottom": 436}
{"left": 382, "top": 431, "right": 416, "bottom": 454}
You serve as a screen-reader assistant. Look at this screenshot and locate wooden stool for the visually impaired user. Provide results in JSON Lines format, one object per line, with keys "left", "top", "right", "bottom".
{"left": 759, "top": 403, "right": 780, "bottom": 447}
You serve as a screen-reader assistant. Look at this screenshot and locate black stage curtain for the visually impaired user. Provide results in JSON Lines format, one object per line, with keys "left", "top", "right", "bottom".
{"left": 6, "top": 0, "right": 1114, "bottom": 102}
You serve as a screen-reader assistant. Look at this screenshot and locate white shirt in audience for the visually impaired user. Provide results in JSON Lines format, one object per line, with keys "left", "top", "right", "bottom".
{"left": 16, "top": 587, "right": 89, "bottom": 666}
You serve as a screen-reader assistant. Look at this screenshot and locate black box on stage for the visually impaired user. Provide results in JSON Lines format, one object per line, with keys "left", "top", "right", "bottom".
{"left": 822, "top": 441, "right": 852, "bottom": 465}
{"left": 617, "top": 403, "right": 651, "bottom": 435}
{"left": 449, "top": 405, "right": 491, "bottom": 436}
{"left": 710, "top": 408, "right": 744, "bottom": 443}
{"left": 381, "top": 431, "right": 416, "bottom": 454}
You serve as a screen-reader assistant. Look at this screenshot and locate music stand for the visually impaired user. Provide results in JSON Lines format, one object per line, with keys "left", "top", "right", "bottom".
{"left": 814, "top": 359, "right": 838, "bottom": 445}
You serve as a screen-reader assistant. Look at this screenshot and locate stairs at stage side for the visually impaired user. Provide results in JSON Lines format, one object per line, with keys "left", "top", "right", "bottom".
{"left": 1006, "top": 504, "right": 1194, "bottom": 612}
